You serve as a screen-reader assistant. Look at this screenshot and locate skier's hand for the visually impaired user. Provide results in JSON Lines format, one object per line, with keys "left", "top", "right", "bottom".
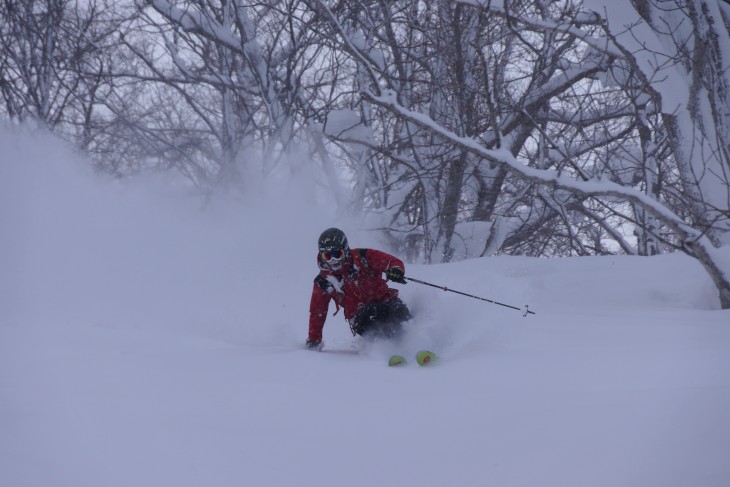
{"left": 305, "top": 338, "right": 323, "bottom": 351}
{"left": 385, "top": 266, "right": 407, "bottom": 284}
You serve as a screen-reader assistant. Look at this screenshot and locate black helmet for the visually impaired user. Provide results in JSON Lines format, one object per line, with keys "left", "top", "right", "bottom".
{"left": 318, "top": 227, "right": 349, "bottom": 252}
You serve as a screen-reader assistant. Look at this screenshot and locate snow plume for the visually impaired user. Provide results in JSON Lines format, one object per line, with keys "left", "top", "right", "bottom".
{"left": 0, "top": 124, "right": 358, "bottom": 345}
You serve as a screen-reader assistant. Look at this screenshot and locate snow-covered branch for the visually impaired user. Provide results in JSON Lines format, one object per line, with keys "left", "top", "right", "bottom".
{"left": 363, "top": 89, "right": 730, "bottom": 307}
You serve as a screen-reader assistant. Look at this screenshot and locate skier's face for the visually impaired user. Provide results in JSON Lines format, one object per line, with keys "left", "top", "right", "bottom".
{"left": 321, "top": 248, "right": 349, "bottom": 272}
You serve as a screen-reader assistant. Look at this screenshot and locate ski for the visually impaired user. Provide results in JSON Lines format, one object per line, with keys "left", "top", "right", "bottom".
{"left": 416, "top": 350, "right": 438, "bottom": 366}
{"left": 387, "top": 350, "right": 439, "bottom": 367}
{"left": 388, "top": 355, "right": 407, "bottom": 366}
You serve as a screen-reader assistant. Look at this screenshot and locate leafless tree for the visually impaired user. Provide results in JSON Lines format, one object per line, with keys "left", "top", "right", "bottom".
{"left": 309, "top": 0, "right": 730, "bottom": 307}
{"left": 0, "top": 0, "right": 119, "bottom": 143}
{"left": 90, "top": 0, "right": 356, "bottom": 198}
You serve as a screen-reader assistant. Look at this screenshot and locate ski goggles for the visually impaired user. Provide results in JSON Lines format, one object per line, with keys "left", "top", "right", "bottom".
{"left": 320, "top": 248, "right": 345, "bottom": 262}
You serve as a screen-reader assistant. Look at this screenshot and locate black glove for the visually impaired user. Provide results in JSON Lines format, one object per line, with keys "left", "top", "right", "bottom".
{"left": 385, "top": 266, "right": 407, "bottom": 284}
{"left": 305, "top": 338, "right": 322, "bottom": 351}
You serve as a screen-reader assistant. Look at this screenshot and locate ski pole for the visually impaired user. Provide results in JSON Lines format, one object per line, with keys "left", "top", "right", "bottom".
{"left": 405, "top": 276, "right": 535, "bottom": 316}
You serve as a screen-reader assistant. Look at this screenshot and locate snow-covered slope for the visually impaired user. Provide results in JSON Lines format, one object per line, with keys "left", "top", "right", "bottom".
{"left": 2, "top": 127, "right": 729, "bottom": 487}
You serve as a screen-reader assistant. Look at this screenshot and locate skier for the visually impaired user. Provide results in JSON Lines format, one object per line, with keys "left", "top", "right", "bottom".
{"left": 306, "top": 227, "right": 411, "bottom": 350}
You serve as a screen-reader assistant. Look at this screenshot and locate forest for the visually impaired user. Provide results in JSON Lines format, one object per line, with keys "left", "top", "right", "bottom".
{"left": 2, "top": 0, "right": 729, "bottom": 307}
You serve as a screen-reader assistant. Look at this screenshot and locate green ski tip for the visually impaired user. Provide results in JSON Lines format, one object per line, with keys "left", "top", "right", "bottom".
{"left": 388, "top": 355, "right": 407, "bottom": 367}
{"left": 415, "top": 350, "right": 439, "bottom": 366}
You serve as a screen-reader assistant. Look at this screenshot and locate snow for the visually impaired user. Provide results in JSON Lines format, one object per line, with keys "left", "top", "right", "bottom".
{"left": 2, "top": 126, "right": 730, "bottom": 487}
{"left": 582, "top": 0, "right": 690, "bottom": 111}
{"left": 324, "top": 109, "right": 375, "bottom": 146}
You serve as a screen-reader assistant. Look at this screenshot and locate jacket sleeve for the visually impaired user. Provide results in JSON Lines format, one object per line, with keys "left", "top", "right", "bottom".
{"left": 363, "top": 248, "right": 405, "bottom": 275}
{"left": 308, "top": 280, "right": 331, "bottom": 342}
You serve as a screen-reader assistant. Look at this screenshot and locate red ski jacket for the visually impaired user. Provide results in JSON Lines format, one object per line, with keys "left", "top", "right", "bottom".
{"left": 308, "top": 248, "right": 405, "bottom": 342}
